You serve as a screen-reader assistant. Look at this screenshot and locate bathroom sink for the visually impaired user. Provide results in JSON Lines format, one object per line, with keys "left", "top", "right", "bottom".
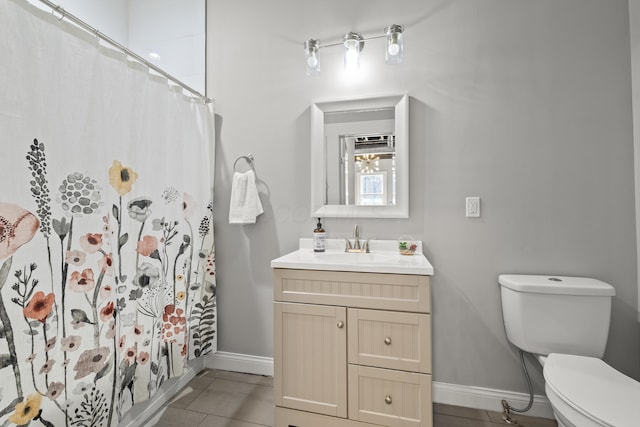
{"left": 271, "top": 238, "right": 434, "bottom": 275}
{"left": 315, "top": 252, "right": 392, "bottom": 264}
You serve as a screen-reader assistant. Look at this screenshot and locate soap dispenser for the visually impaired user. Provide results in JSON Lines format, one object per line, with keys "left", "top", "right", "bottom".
{"left": 313, "top": 218, "right": 326, "bottom": 252}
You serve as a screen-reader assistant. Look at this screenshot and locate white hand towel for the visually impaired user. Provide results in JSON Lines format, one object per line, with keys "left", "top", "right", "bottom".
{"left": 229, "top": 170, "right": 264, "bottom": 224}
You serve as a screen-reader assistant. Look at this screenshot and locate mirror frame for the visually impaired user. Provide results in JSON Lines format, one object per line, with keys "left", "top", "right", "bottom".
{"left": 311, "top": 94, "right": 409, "bottom": 218}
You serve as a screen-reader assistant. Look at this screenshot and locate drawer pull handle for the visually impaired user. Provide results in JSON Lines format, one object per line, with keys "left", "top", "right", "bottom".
{"left": 337, "top": 321, "right": 344, "bottom": 329}
{"left": 384, "top": 337, "right": 392, "bottom": 345}
{"left": 385, "top": 395, "right": 392, "bottom": 405}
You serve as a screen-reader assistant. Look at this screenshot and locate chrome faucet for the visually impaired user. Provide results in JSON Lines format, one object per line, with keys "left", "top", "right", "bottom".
{"left": 345, "top": 225, "right": 369, "bottom": 253}
{"left": 353, "top": 225, "right": 360, "bottom": 249}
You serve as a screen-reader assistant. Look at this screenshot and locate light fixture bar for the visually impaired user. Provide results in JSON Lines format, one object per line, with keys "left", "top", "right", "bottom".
{"left": 303, "top": 24, "right": 404, "bottom": 75}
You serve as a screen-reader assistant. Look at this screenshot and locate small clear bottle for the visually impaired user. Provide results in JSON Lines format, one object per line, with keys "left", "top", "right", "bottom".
{"left": 313, "top": 218, "right": 326, "bottom": 252}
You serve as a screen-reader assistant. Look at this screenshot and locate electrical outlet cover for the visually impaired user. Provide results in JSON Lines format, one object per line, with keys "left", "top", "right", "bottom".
{"left": 466, "top": 197, "right": 480, "bottom": 217}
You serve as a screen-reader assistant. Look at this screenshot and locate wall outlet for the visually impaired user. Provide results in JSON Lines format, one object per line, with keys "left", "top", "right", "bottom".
{"left": 466, "top": 197, "right": 480, "bottom": 218}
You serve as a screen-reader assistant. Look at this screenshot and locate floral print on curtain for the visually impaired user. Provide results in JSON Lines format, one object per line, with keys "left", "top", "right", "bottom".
{"left": 1, "top": 0, "right": 217, "bottom": 424}
{"left": 0, "top": 139, "right": 216, "bottom": 426}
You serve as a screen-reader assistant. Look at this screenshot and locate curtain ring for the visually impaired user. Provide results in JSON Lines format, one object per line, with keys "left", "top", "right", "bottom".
{"left": 52, "top": 6, "right": 65, "bottom": 21}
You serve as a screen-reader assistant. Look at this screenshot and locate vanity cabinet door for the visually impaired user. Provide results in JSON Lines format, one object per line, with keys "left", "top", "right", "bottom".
{"left": 274, "top": 302, "right": 348, "bottom": 418}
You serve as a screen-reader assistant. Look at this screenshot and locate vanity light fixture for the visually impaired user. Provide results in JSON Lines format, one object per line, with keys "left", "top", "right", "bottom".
{"left": 343, "top": 32, "right": 364, "bottom": 71}
{"left": 303, "top": 24, "right": 404, "bottom": 75}
{"left": 304, "top": 39, "right": 321, "bottom": 76}
{"left": 385, "top": 24, "right": 404, "bottom": 65}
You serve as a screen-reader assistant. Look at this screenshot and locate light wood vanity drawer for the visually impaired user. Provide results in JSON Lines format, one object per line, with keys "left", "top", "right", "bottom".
{"left": 348, "top": 309, "right": 431, "bottom": 373}
{"left": 348, "top": 365, "right": 432, "bottom": 427}
{"left": 273, "top": 269, "right": 431, "bottom": 313}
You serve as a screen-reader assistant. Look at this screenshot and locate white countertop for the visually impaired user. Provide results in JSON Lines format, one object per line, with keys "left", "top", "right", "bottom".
{"left": 271, "top": 239, "right": 434, "bottom": 276}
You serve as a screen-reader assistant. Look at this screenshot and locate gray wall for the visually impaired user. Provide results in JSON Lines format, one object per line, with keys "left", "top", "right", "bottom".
{"left": 206, "top": 0, "right": 640, "bottom": 395}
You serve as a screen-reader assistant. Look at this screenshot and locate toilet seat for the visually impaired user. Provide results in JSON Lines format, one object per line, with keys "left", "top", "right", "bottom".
{"left": 543, "top": 353, "right": 640, "bottom": 427}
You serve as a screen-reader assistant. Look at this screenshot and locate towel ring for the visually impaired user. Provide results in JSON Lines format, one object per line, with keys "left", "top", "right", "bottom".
{"left": 234, "top": 154, "right": 255, "bottom": 172}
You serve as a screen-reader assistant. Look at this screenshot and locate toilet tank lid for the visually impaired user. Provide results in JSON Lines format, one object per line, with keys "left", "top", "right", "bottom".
{"left": 498, "top": 274, "right": 615, "bottom": 296}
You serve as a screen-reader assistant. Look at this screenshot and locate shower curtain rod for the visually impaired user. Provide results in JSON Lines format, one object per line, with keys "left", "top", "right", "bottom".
{"left": 33, "top": 0, "right": 213, "bottom": 104}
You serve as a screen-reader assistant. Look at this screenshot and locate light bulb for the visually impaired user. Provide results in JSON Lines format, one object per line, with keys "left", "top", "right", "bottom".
{"left": 345, "top": 42, "right": 359, "bottom": 70}
{"left": 343, "top": 33, "right": 363, "bottom": 71}
{"left": 385, "top": 25, "right": 404, "bottom": 65}
{"left": 387, "top": 42, "right": 400, "bottom": 56}
{"left": 304, "top": 39, "right": 321, "bottom": 76}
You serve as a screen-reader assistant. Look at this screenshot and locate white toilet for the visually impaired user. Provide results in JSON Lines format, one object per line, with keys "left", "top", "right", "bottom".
{"left": 499, "top": 274, "right": 640, "bottom": 427}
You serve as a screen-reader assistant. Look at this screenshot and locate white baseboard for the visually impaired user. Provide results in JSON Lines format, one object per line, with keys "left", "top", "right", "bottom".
{"left": 118, "top": 357, "right": 205, "bottom": 427}
{"left": 203, "top": 352, "right": 555, "bottom": 420}
{"left": 432, "top": 381, "right": 555, "bottom": 419}
{"left": 205, "top": 351, "right": 274, "bottom": 376}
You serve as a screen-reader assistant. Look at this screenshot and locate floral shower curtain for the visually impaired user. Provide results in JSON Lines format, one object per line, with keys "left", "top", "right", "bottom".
{"left": 0, "top": 0, "right": 216, "bottom": 426}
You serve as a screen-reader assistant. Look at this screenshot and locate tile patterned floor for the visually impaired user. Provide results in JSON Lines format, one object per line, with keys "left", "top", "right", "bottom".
{"left": 151, "top": 370, "right": 558, "bottom": 427}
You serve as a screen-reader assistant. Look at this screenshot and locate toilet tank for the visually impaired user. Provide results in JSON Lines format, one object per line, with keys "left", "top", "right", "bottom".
{"left": 499, "top": 274, "right": 616, "bottom": 358}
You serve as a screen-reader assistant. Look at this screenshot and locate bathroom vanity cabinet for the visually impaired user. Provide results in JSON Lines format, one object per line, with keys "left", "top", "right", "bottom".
{"left": 273, "top": 268, "right": 432, "bottom": 427}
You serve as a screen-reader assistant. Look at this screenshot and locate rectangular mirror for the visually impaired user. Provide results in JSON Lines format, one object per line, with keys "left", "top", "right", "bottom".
{"left": 311, "top": 94, "right": 409, "bottom": 218}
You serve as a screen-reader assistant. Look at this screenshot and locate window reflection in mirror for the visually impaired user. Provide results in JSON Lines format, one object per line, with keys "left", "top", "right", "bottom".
{"left": 339, "top": 133, "right": 396, "bottom": 206}
{"left": 324, "top": 107, "right": 396, "bottom": 206}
